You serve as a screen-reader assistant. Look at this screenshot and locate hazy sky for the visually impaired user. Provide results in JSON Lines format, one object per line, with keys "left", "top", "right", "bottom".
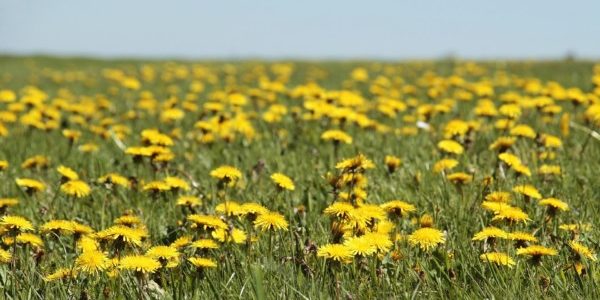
{"left": 1, "top": 0, "right": 599, "bottom": 59}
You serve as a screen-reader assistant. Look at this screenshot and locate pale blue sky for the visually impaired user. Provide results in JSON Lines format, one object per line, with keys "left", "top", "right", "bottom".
{"left": 1, "top": 0, "right": 599, "bottom": 59}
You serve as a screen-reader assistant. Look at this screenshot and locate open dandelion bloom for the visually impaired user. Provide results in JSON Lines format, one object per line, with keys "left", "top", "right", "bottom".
{"left": 118, "top": 255, "right": 161, "bottom": 274}
{"left": 384, "top": 155, "right": 401, "bottom": 172}
{"left": 538, "top": 198, "right": 569, "bottom": 211}
{"left": 0, "top": 160, "right": 8, "bottom": 171}
{"left": 335, "top": 154, "right": 375, "bottom": 173}
{"left": 211, "top": 228, "right": 247, "bottom": 244}
{"left": 380, "top": 200, "right": 416, "bottom": 216}
{"left": 15, "top": 178, "right": 46, "bottom": 192}
{"left": 512, "top": 185, "right": 542, "bottom": 199}
{"left": 321, "top": 129, "right": 353, "bottom": 144}
{"left": 538, "top": 164, "right": 561, "bottom": 176}
{"left": 270, "top": 173, "right": 295, "bottom": 191}
{"left": 254, "top": 211, "right": 288, "bottom": 231}
{"left": 491, "top": 207, "right": 531, "bottom": 224}
{"left": 0, "top": 248, "right": 11, "bottom": 263}
{"left": 57, "top": 165, "right": 79, "bottom": 180}
{"left": 0, "top": 198, "right": 19, "bottom": 210}
{"left": 569, "top": 241, "right": 597, "bottom": 261}
{"left": 510, "top": 124, "right": 536, "bottom": 139}
{"left": 164, "top": 176, "right": 190, "bottom": 191}
{"left": 15, "top": 233, "right": 44, "bottom": 248}
{"left": 489, "top": 136, "right": 516, "bottom": 151}
{"left": 324, "top": 202, "right": 354, "bottom": 219}
{"left": 210, "top": 165, "right": 242, "bottom": 182}
{"left": 437, "top": 140, "right": 464, "bottom": 155}
{"left": 187, "top": 214, "right": 228, "bottom": 231}
{"left": 317, "top": 244, "right": 353, "bottom": 263}
{"left": 498, "top": 153, "right": 522, "bottom": 167}
{"left": 480, "top": 252, "right": 515, "bottom": 267}
{"left": 1, "top": 215, "right": 34, "bottom": 231}
{"left": 44, "top": 268, "right": 77, "bottom": 282}
{"left": 60, "top": 180, "right": 91, "bottom": 198}
{"left": 485, "top": 192, "right": 512, "bottom": 203}
{"left": 98, "top": 173, "right": 130, "bottom": 188}
{"left": 472, "top": 227, "right": 510, "bottom": 241}
{"left": 176, "top": 195, "right": 202, "bottom": 207}
{"left": 215, "top": 201, "right": 243, "bottom": 217}
{"left": 189, "top": 239, "right": 219, "bottom": 250}
{"left": 188, "top": 257, "right": 217, "bottom": 269}
{"left": 343, "top": 236, "right": 377, "bottom": 256}
{"left": 76, "top": 250, "right": 110, "bottom": 274}
{"left": 446, "top": 172, "right": 473, "bottom": 184}
{"left": 433, "top": 158, "right": 459, "bottom": 173}
{"left": 408, "top": 228, "right": 445, "bottom": 251}
{"left": 508, "top": 231, "right": 538, "bottom": 243}
{"left": 146, "top": 246, "right": 180, "bottom": 267}
{"left": 516, "top": 245, "right": 557, "bottom": 258}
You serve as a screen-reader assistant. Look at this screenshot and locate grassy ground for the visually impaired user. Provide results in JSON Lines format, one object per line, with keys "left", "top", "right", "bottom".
{"left": 0, "top": 56, "right": 599, "bottom": 299}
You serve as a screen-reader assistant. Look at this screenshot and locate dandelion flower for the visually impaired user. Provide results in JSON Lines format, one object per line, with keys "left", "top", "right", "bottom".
{"left": 15, "top": 178, "right": 46, "bottom": 193}
{"left": 335, "top": 154, "right": 375, "bottom": 173}
{"left": 380, "top": 200, "right": 416, "bottom": 216}
{"left": 317, "top": 244, "right": 353, "bottom": 263}
{"left": 480, "top": 252, "right": 515, "bottom": 267}
{"left": 512, "top": 185, "right": 542, "bottom": 199}
{"left": 44, "top": 268, "right": 77, "bottom": 282}
{"left": 408, "top": 228, "right": 445, "bottom": 251}
{"left": 569, "top": 241, "right": 597, "bottom": 261}
{"left": 433, "top": 158, "right": 459, "bottom": 173}
{"left": 437, "top": 140, "right": 464, "bottom": 155}
{"left": 60, "top": 180, "right": 91, "bottom": 198}
{"left": 254, "top": 212, "right": 288, "bottom": 231}
{"left": 270, "top": 173, "right": 295, "bottom": 191}
{"left": 321, "top": 129, "right": 353, "bottom": 144}
{"left": 210, "top": 165, "right": 242, "bottom": 182}
{"left": 538, "top": 198, "right": 569, "bottom": 211}
{"left": 344, "top": 236, "right": 377, "bottom": 256}
{"left": 1, "top": 215, "right": 34, "bottom": 231}
{"left": 188, "top": 257, "right": 217, "bottom": 268}
{"left": 76, "top": 250, "right": 110, "bottom": 274}
{"left": 517, "top": 245, "right": 558, "bottom": 260}
{"left": 119, "top": 255, "right": 161, "bottom": 274}
{"left": 472, "top": 227, "right": 510, "bottom": 241}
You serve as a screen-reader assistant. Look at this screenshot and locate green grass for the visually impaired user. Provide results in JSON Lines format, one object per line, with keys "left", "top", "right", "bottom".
{"left": 0, "top": 55, "right": 599, "bottom": 299}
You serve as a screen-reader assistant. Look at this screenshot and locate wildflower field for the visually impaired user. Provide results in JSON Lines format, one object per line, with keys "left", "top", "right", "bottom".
{"left": 1, "top": 56, "right": 599, "bottom": 299}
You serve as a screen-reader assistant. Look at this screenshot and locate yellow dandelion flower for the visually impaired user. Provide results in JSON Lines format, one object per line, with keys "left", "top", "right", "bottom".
{"left": 510, "top": 124, "right": 536, "bottom": 139}
{"left": 57, "top": 165, "right": 79, "bottom": 180}
{"left": 569, "top": 241, "right": 597, "bottom": 261}
{"left": 321, "top": 129, "right": 353, "bottom": 144}
{"left": 489, "top": 136, "right": 516, "bottom": 151}
{"left": 170, "top": 236, "right": 193, "bottom": 249}
{"left": 0, "top": 248, "right": 11, "bottom": 263}
{"left": 508, "top": 231, "right": 538, "bottom": 243}
{"left": 188, "top": 257, "right": 217, "bottom": 268}
{"left": 437, "top": 140, "right": 464, "bottom": 155}
{"left": 98, "top": 173, "right": 130, "bottom": 188}
{"left": 344, "top": 236, "right": 377, "bottom": 256}
{"left": 76, "top": 250, "right": 110, "bottom": 274}
{"left": 433, "top": 158, "right": 459, "bottom": 173}
{"left": 539, "top": 198, "right": 569, "bottom": 211}
{"left": 187, "top": 214, "right": 228, "bottom": 231}
{"left": 60, "top": 180, "right": 91, "bottom": 198}
{"left": 362, "top": 232, "right": 393, "bottom": 253}
{"left": 211, "top": 228, "right": 246, "bottom": 244}
{"left": 384, "top": 155, "right": 402, "bottom": 173}
{"left": 16, "top": 233, "right": 43, "bottom": 248}
{"left": 270, "top": 173, "right": 295, "bottom": 191}
{"left": 335, "top": 154, "right": 375, "bottom": 173}
{"left": 491, "top": 207, "right": 531, "bottom": 223}
{"left": 516, "top": 245, "right": 558, "bottom": 258}
{"left": 176, "top": 195, "right": 201, "bottom": 207}
{"left": 44, "top": 268, "right": 77, "bottom": 282}
{"left": 485, "top": 192, "right": 512, "bottom": 203}
{"left": 164, "top": 176, "right": 190, "bottom": 191}
{"left": 472, "top": 227, "right": 510, "bottom": 241}
{"left": 317, "top": 244, "right": 353, "bottom": 263}
{"left": 324, "top": 202, "right": 354, "bottom": 219}
{"left": 446, "top": 172, "right": 473, "bottom": 184}
{"left": 480, "top": 252, "right": 515, "bottom": 267}
{"left": 512, "top": 185, "right": 542, "bottom": 199}
{"left": 408, "top": 228, "right": 445, "bottom": 251}
{"left": 380, "top": 200, "right": 416, "bottom": 216}
{"left": 15, "top": 178, "right": 46, "bottom": 193}
{"left": 210, "top": 165, "right": 242, "bottom": 182}
{"left": 1, "top": 215, "right": 34, "bottom": 231}
{"left": 118, "top": 255, "right": 161, "bottom": 274}
{"left": 254, "top": 212, "right": 288, "bottom": 231}
{"left": 0, "top": 160, "right": 8, "bottom": 171}
{"left": 189, "top": 239, "right": 219, "bottom": 250}
{"left": 538, "top": 165, "right": 561, "bottom": 176}
{"left": 0, "top": 198, "right": 19, "bottom": 209}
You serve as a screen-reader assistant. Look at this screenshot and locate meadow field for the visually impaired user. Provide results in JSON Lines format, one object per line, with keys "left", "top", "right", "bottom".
{"left": 0, "top": 56, "right": 599, "bottom": 299}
